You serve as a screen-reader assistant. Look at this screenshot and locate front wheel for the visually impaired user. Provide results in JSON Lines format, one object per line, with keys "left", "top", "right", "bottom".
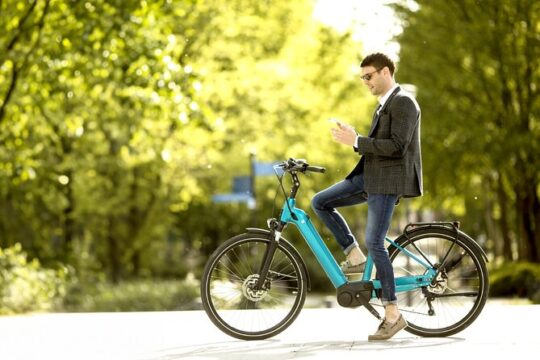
{"left": 388, "top": 226, "right": 489, "bottom": 337}
{"left": 200, "top": 233, "right": 308, "bottom": 340}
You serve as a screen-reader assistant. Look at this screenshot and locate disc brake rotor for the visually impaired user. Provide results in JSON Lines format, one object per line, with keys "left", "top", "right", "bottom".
{"left": 242, "top": 274, "right": 269, "bottom": 302}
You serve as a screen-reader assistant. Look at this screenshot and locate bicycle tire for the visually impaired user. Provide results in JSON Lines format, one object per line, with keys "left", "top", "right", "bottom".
{"left": 200, "top": 233, "right": 308, "bottom": 340}
{"left": 388, "top": 226, "right": 489, "bottom": 337}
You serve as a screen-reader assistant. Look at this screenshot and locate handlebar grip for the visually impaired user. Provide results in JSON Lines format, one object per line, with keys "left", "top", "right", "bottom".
{"left": 306, "top": 166, "right": 326, "bottom": 173}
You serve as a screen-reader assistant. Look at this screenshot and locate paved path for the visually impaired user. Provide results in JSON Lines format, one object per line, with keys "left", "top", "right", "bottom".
{"left": 0, "top": 300, "right": 537, "bottom": 360}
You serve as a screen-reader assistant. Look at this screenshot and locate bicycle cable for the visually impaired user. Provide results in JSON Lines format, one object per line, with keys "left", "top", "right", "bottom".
{"left": 270, "top": 182, "right": 281, "bottom": 219}
{"left": 272, "top": 159, "right": 310, "bottom": 222}
{"left": 280, "top": 172, "right": 298, "bottom": 220}
{"left": 369, "top": 302, "right": 432, "bottom": 317}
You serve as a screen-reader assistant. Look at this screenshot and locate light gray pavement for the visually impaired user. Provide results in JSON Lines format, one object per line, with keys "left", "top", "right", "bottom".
{"left": 0, "top": 300, "right": 537, "bottom": 360}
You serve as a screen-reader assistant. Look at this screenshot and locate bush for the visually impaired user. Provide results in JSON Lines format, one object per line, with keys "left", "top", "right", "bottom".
{"left": 489, "top": 262, "right": 540, "bottom": 303}
{"left": 533, "top": 288, "right": 540, "bottom": 304}
{"left": 0, "top": 244, "right": 71, "bottom": 314}
{"left": 71, "top": 278, "right": 200, "bottom": 312}
{"left": 0, "top": 244, "right": 200, "bottom": 314}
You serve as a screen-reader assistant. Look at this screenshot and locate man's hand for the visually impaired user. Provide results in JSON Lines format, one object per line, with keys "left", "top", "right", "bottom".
{"left": 331, "top": 122, "right": 357, "bottom": 147}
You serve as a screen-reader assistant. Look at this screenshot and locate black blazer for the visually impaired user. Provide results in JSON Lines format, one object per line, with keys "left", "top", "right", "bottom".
{"left": 346, "top": 86, "right": 423, "bottom": 198}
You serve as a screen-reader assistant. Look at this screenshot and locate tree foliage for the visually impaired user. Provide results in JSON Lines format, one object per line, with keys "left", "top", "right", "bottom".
{"left": 394, "top": 0, "right": 540, "bottom": 262}
{"left": 0, "top": 0, "right": 373, "bottom": 288}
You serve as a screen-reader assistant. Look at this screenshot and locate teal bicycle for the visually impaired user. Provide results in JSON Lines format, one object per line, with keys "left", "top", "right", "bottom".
{"left": 201, "top": 158, "right": 489, "bottom": 340}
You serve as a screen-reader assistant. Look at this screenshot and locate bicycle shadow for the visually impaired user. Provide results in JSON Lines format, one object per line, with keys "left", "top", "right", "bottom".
{"left": 144, "top": 336, "right": 465, "bottom": 359}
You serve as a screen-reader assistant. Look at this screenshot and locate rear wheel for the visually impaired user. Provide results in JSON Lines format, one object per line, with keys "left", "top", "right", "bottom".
{"left": 200, "top": 233, "right": 308, "bottom": 340}
{"left": 388, "top": 227, "right": 489, "bottom": 337}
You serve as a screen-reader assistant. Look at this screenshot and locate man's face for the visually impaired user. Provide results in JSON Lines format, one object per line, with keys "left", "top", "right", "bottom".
{"left": 361, "top": 66, "right": 387, "bottom": 96}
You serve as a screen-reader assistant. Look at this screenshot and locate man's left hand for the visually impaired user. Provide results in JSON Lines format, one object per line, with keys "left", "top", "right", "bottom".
{"left": 331, "top": 123, "right": 357, "bottom": 147}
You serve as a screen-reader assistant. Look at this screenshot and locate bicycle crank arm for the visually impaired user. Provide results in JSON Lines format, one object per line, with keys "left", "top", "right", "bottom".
{"left": 336, "top": 281, "right": 382, "bottom": 320}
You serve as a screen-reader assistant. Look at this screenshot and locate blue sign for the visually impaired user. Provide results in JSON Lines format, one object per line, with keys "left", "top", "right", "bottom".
{"left": 212, "top": 193, "right": 256, "bottom": 209}
{"left": 232, "top": 176, "right": 251, "bottom": 194}
{"left": 212, "top": 156, "right": 279, "bottom": 209}
{"left": 254, "top": 161, "right": 280, "bottom": 176}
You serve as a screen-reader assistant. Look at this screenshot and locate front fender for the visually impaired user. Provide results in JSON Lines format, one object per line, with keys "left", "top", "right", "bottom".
{"left": 246, "top": 227, "right": 311, "bottom": 291}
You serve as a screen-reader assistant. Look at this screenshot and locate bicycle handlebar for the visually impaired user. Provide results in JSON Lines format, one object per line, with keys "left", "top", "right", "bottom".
{"left": 277, "top": 158, "right": 326, "bottom": 174}
{"left": 306, "top": 166, "right": 326, "bottom": 173}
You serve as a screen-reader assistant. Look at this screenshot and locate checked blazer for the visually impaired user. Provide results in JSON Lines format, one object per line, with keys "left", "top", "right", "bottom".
{"left": 346, "top": 86, "right": 423, "bottom": 198}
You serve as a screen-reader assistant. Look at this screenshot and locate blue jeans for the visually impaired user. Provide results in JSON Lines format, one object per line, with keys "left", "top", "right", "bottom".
{"left": 311, "top": 174, "right": 398, "bottom": 305}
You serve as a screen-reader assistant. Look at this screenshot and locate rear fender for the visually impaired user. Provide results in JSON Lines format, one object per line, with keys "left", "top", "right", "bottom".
{"left": 394, "top": 225, "right": 489, "bottom": 263}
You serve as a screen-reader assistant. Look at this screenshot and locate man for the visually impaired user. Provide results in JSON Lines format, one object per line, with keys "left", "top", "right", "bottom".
{"left": 311, "top": 53, "right": 422, "bottom": 341}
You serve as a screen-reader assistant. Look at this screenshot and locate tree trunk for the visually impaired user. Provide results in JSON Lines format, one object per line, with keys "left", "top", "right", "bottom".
{"left": 108, "top": 219, "right": 121, "bottom": 284}
{"left": 62, "top": 169, "right": 75, "bottom": 262}
{"left": 515, "top": 188, "right": 528, "bottom": 262}
{"left": 497, "top": 173, "right": 513, "bottom": 261}
{"left": 522, "top": 181, "right": 540, "bottom": 262}
{"left": 483, "top": 178, "right": 499, "bottom": 260}
{"left": 128, "top": 167, "right": 141, "bottom": 277}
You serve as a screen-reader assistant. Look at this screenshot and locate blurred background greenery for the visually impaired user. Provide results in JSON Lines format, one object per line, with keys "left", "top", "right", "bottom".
{"left": 0, "top": 0, "right": 538, "bottom": 314}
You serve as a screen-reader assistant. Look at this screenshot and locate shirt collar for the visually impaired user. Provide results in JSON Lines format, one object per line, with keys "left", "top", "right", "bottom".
{"left": 378, "top": 83, "right": 399, "bottom": 108}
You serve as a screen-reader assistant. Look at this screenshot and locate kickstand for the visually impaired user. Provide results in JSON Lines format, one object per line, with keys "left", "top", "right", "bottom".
{"left": 364, "top": 302, "right": 382, "bottom": 320}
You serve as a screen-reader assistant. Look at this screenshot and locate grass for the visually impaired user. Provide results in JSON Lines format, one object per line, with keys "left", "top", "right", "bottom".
{"left": 66, "top": 278, "right": 200, "bottom": 312}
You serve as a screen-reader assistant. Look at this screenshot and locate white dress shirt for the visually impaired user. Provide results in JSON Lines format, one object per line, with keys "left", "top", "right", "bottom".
{"left": 355, "top": 84, "right": 399, "bottom": 148}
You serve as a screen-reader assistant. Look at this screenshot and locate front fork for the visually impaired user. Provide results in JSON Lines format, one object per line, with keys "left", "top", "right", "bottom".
{"left": 254, "top": 218, "right": 284, "bottom": 290}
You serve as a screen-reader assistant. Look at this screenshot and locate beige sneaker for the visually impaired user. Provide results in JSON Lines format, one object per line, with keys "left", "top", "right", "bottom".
{"left": 340, "top": 260, "right": 366, "bottom": 275}
{"left": 368, "top": 314, "right": 407, "bottom": 341}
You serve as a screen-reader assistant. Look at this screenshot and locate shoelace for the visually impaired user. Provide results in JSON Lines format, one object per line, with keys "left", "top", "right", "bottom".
{"left": 377, "top": 319, "right": 389, "bottom": 331}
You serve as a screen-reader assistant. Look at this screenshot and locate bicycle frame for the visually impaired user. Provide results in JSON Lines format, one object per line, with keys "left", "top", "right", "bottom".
{"left": 279, "top": 198, "right": 437, "bottom": 295}
{"left": 202, "top": 159, "right": 490, "bottom": 340}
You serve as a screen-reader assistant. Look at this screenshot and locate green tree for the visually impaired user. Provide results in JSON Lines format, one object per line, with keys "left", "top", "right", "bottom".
{"left": 0, "top": 0, "right": 217, "bottom": 281}
{"left": 0, "top": 0, "right": 375, "bottom": 294}
{"left": 395, "top": 0, "right": 540, "bottom": 262}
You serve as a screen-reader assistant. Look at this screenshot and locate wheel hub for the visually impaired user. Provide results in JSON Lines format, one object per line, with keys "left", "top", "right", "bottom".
{"left": 242, "top": 274, "right": 268, "bottom": 302}
{"left": 429, "top": 270, "right": 448, "bottom": 295}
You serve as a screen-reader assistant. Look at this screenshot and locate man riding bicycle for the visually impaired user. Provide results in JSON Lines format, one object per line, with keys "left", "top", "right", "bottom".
{"left": 312, "top": 52, "right": 422, "bottom": 341}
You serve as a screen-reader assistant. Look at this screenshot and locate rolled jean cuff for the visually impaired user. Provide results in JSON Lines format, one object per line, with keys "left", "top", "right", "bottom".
{"left": 344, "top": 242, "right": 359, "bottom": 255}
{"left": 382, "top": 299, "right": 398, "bottom": 306}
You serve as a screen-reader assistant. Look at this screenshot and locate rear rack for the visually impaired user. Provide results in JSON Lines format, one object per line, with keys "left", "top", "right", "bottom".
{"left": 404, "top": 221, "right": 460, "bottom": 234}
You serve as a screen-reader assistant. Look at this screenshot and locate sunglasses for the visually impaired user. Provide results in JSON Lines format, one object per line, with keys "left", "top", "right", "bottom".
{"left": 360, "top": 68, "right": 382, "bottom": 81}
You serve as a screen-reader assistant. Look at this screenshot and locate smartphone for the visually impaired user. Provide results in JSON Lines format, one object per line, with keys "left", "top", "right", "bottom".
{"left": 328, "top": 118, "right": 342, "bottom": 126}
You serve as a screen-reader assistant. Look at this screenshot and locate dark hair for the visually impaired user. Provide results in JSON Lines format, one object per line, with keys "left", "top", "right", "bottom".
{"left": 360, "top": 53, "right": 395, "bottom": 75}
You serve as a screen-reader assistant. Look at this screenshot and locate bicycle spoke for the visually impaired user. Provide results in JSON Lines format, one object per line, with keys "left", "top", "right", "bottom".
{"left": 388, "top": 229, "right": 488, "bottom": 337}
{"left": 203, "top": 236, "right": 306, "bottom": 339}
{"left": 432, "top": 292, "right": 478, "bottom": 298}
